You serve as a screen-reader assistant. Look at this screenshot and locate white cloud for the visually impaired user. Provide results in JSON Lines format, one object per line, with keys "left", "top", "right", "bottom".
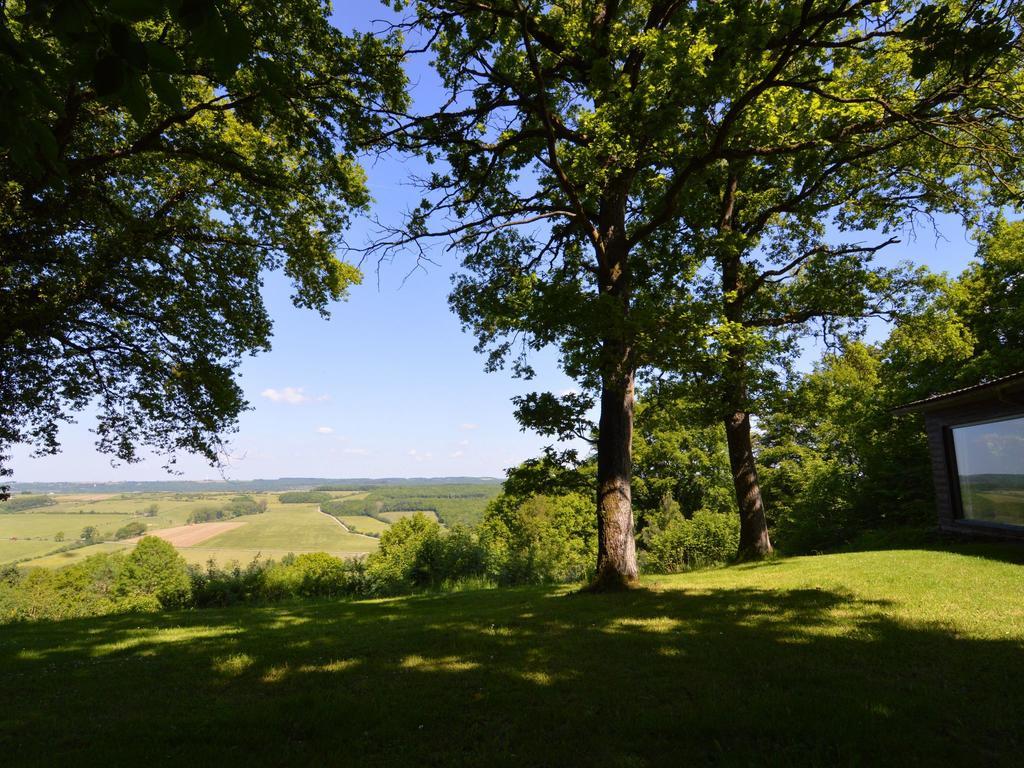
{"left": 458, "top": 439, "right": 470, "bottom": 447}
{"left": 260, "top": 387, "right": 328, "bottom": 405}
{"left": 450, "top": 450, "right": 465, "bottom": 459}
{"left": 459, "top": 423, "right": 479, "bottom": 431}
{"left": 316, "top": 426, "right": 334, "bottom": 435}
{"left": 343, "top": 447, "right": 369, "bottom": 455}
{"left": 408, "top": 448, "right": 433, "bottom": 462}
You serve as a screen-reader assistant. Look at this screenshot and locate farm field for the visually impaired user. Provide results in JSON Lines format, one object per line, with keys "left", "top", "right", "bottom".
{"left": 2, "top": 483, "right": 498, "bottom": 569}
{"left": 2, "top": 546, "right": 1023, "bottom": 766}
{"left": 2, "top": 492, "right": 379, "bottom": 568}
{"left": 187, "top": 502, "right": 379, "bottom": 558}
{"left": 335, "top": 515, "right": 390, "bottom": 535}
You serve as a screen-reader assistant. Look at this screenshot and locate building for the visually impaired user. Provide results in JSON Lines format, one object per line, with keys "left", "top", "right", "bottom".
{"left": 894, "top": 372, "right": 1024, "bottom": 539}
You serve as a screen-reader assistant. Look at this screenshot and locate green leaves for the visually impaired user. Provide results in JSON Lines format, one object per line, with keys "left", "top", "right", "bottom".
{"left": 1, "top": 0, "right": 407, "bottom": 478}
{"left": 904, "top": 3, "right": 1018, "bottom": 78}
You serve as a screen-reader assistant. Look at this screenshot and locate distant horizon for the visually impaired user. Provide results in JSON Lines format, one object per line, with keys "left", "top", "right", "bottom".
{"left": 5, "top": 476, "right": 504, "bottom": 494}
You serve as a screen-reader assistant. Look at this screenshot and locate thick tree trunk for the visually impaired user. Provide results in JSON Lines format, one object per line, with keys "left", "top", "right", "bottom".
{"left": 724, "top": 409, "right": 773, "bottom": 560}
{"left": 593, "top": 361, "right": 639, "bottom": 590}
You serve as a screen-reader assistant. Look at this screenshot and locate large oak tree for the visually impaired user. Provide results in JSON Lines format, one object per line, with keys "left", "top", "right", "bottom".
{"left": 380, "top": 0, "right": 1022, "bottom": 579}
{"left": 0, "top": 0, "right": 406, "bottom": 492}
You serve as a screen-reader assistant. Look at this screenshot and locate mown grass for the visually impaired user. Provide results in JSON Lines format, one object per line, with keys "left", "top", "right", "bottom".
{"left": 2, "top": 545, "right": 1022, "bottom": 766}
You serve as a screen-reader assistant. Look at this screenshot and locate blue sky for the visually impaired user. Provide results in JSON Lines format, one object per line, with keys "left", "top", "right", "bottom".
{"left": 7, "top": 2, "right": 989, "bottom": 483}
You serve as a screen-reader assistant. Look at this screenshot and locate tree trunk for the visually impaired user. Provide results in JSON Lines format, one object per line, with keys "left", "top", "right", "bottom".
{"left": 717, "top": 181, "right": 772, "bottom": 561}
{"left": 593, "top": 359, "right": 639, "bottom": 589}
{"left": 724, "top": 409, "right": 773, "bottom": 560}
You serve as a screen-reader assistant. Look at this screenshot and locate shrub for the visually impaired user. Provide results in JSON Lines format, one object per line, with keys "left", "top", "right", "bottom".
{"left": 641, "top": 510, "right": 739, "bottom": 573}
{"left": 265, "top": 553, "right": 361, "bottom": 599}
{"left": 189, "top": 557, "right": 274, "bottom": 607}
{"left": 80, "top": 525, "right": 100, "bottom": 544}
{"left": 115, "top": 521, "right": 148, "bottom": 540}
{"left": 479, "top": 492, "right": 596, "bottom": 586}
{"left": 366, "top": 514, "right": 443, "bottom": 594}
{"left": 0, "top": 553, "right": 126, "bottom": 622}
{"left": 116, "top": 537, "right": 192, "bottom": 608}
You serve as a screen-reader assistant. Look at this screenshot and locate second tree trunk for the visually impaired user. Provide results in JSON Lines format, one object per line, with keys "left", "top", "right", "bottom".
{"left": 724, "top": 410, "right": 773, "bottom": 560}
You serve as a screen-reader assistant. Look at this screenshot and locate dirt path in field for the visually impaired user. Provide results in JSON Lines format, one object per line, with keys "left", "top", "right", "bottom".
{"left": 128, "top": 521, "right": 246, "bottom": 547}
{"left": 318, "top": 506, "right": 352, "bottom": 533}
{"left": 318, "top": 506, "right": 382, "bottom": 542}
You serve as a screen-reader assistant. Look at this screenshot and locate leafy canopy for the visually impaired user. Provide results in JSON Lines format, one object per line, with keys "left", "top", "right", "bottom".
{"left": 0, "top": 0, "right": 407, "bottom": 489}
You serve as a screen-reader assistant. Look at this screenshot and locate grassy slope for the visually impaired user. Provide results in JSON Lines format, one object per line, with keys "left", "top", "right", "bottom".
{"left": 194, "top": 502, "right": 378, "bottom": 555}
{"left": 2, "top": 545, "right": 1023, "bottom": 766}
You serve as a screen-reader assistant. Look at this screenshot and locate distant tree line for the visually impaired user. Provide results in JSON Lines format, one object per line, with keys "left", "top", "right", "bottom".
{"left": 0, "top": 494, "right": 56, "bottom": 513}
{"left": 278, "top": 491, "right": 334, "bottom": 505}
{"left": 321, "top": 484, "right": 501, "bottom": 528}
{"left": 187, "top": 496, "right": 267, "bottom": 524}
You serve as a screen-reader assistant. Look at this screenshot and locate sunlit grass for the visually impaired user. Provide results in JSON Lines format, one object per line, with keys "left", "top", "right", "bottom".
{"left": 1, "top": 545, "right": 1022, "bottom": 766}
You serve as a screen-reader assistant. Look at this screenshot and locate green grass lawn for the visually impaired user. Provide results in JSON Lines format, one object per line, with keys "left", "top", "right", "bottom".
{"left": 2, "top": 545, "right": 1022, "bottom": 766}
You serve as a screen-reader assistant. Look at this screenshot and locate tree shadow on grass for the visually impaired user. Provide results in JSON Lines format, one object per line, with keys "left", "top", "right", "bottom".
{"left": 1, "top": 584, "right": 1022, "bottom": 767}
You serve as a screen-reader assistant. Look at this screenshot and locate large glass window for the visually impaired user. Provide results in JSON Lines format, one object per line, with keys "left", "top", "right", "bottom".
{"left": 951, "top": 415, "right": 1024, "bottom": 527}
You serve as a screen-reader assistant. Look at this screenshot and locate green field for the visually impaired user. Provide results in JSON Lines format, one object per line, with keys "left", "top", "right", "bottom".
{"left": 2, "top": 492, "right": 381, "bottom": 568}
{"left": 191, "top": 502, "right": 379, "bottom": 556}
{"left": 318, "top": 483, "right": 499, "bottom": 527}
{"left": 2, "top": 546, "right": 1022, "bottom": 766}
{"left": 336, "top": 515, "right": 390, "bottom": 535}
{"left": 961, "top": 487, "right": 1024, "bottom": 527}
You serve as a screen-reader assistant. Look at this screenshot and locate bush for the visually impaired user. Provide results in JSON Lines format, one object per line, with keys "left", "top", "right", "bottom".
{"left": 641, "top": 510, "right": 739, "bottom": 573}
{"left": 115, "top": 521, "right": 148, "bottom": 540}
{"left": 80, "top": 525, "right": 101, "bottom": 544}
{"left": 365, "top": 514, "right": 488, "bottom": 594}
{"left": 479, "top": 492, "right": 596, "bottom": 586}
{"left": 366, "top": 514, "right": 443, "bottom": 594}
{"left": 116, "top": 537, "right": 192, "bottom": 608}
{"left": 189, "top": 557, "right": 274, "bottom": 607}
{"left": 0, "top": 552, "right": 126, "bottom": 622}
{"left": 264, "top": 553, "right": 362, "bottom": 599}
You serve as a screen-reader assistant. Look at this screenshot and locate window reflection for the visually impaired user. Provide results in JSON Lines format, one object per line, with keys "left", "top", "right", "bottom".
{"left": 952, "top": 416, "right": 1024, "bottom": 527}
